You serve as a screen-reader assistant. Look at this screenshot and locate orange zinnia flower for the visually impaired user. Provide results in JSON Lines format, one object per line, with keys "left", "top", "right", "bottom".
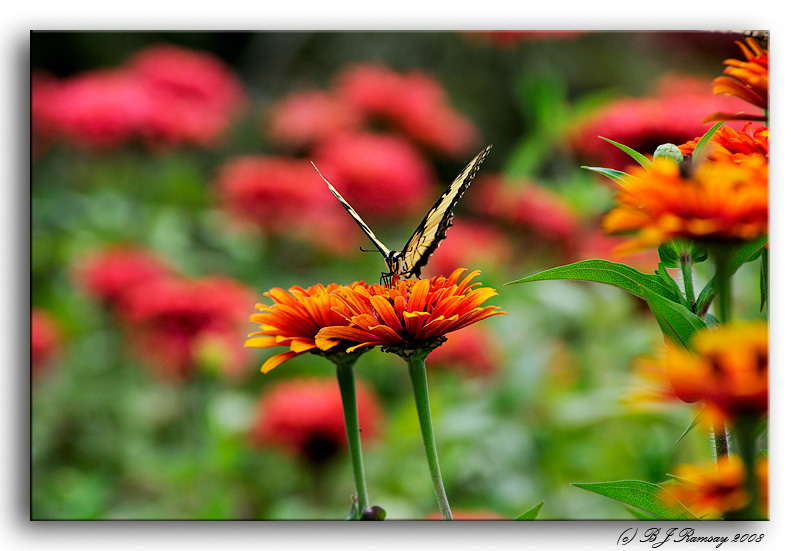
{"left": 662, "top": 456, "right": 757, "bottom": 519}
{"left": 706, "top": 38, "right": 768, "bottom": 121}
{"left": 246, "top": 282, "right": 366, "bottom": 373}
{"left": 603, "top": 156, "right": 768, "bottom": 253}
{"left": 665, "top": 321, "right": 768, "bottom": 424}
{"left": 678, "top": 123, "right": 769, "bottom": 163}
{"left": 317, "top": 269, "right": 505, "bottom": 354}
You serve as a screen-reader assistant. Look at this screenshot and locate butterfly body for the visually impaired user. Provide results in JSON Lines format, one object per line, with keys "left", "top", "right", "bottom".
{"left": 314, "top": 144, "right": 492, "bottom": 285}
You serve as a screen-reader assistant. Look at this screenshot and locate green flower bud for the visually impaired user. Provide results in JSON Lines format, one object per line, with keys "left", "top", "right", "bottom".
{"left": 653, "top": 143, "right": 683, "bottom": 164}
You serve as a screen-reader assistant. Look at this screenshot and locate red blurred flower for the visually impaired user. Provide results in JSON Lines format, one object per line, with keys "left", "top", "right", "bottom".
{"left": 75, "top": 246, "right": 174, "bottom": 306}
{"left": 119, "top": 276, "right": 255, "bottom": 380}
{"left": 214, "top": 155, "right": 360, "bottom": 254}
{"left": 571, "top": 75, "right": 754, "bottom": 169}
{"left": 465, "top": 30, "right": 586, "bottom": 48}
{"left": 426, "top": 324, "right": 500, "bottom": 377}
{"left": 313, "top": 132, "right": 435, "bottom": 220}
{"left": 422, "top": 220, "right": 512, "bottom": 279}
{"left": 471, "top": 174, "right": 578, "bottom": 251}
{"left": 127, "top": 44, "right": 246, "bottom": 148}
{"left": 250, "top": 377, "right": 382, "bottom": 465}
{"left": 265, "top": 90, "right": 364, "bottom": 149}
{"left": 31, "top": 309, "right": 61, "bottom": 380}
{"left": 31, "top": 44, "right": 245, "bottom": 151}
{"left": 575, "top": 228, "right": 661, "bottom": 272}
{"left": 334, "top": 64, "right": 478, "bottom": 156}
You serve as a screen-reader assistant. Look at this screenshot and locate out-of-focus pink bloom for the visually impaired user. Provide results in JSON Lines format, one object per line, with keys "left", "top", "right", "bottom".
{"left": 214, "top": 155, "right": 360, "bottom": 254}
{"left": 75, "top": 246, "right": 174, "bottom": 306}
{"left": 127, "top": 44, "right": 246, "bottom": 148}
{"left": 422, "top": 220, "right": 512, "bottom": 279}
{"left": 265, "top": 90, "right": 364, "bottom": 149}
{"left": 31, "top": 309, "right": 61, "bottom": 380}
{"left": 250, "top": 377, "right": 383, "bottom": 465}
{"left": 570, "top": 75, "right": 755, "bottom": 170}
{"left": 313, "top": 132, "right": 435, "bottom": 220}
{"left": 118, "top": 276, "right": 254, "bottom": 380}
{"left": 426, "top": 324, "right": 500, "bottom": 377}
{"left": 465, "top": 30, "right": 586, "bottom": 48}
{"left": 31, "top": 44, "right": 245, "bottom": 151}
{"left": 334, "top": 64, "right": 478, "bottom": 157}
{"left": 470, "top": 174, "right": 578, "bottom": 249}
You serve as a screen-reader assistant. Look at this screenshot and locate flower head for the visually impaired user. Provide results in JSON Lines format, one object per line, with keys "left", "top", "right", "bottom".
{"left": 250, "top": 377, "right": 383, "bottom": 465}
{"left": 246, "top": 282, "right": 366, "bottom": 374}
{"left": 119, "top": 276, "right": 254, "bottom": 380}
{"left": 265, "top": 90, "right": 364, "bottom": 149}
{"left": 709, "top": 38, "right": 769, "bottom": 117}
{"left": 603, "top": 156, "right": 768, "bottom": 252}
{"left": 317, "top": 269, "right": 505, "bottom": 355}
{"left": 334, "top": 64, "right": 478, "bottom": 156}
{"left": 678, "top": 123, "right": 769, "bottom": 163}
{"left": 665, "top": 321, "right": 768, "bottom": 423}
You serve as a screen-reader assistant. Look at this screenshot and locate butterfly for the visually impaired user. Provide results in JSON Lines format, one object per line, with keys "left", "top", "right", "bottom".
{"left": 313, "top": 144, "right": 492, "bottom": 285}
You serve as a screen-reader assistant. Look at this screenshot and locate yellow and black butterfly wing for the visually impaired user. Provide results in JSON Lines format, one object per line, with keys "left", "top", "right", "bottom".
{"left": 398, "top": 144, "right": 492, "bottom": 278}
{"left": 313, "top": 162, "right": 392, "bottom": 259}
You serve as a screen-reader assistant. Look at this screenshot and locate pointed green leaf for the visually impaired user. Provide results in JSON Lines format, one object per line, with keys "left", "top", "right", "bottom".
{"left": 506, "top": 259, "right": 681, "bottom": 303}
{"left": 691, "top": 121, "right": 726, "bottom": 166}
{"left": 599, "top": 136, "right": 654, "bottom": 169}
{"left": 641, "top": 288, "right": 707, "bottom": 350}
{"left": 676, "top": 408, "right": 704, "bottom": 444}
{"left": 514, "top": 501, "right": 544, "bottom": 520}
{"left": 581, "top": 166, "right": 630, "bottom": 185}
{"left": 760, "top": 247, "right": 768, "bottom": 312}
{"left": 625, "top": 505, "right": 661, "bottom": 520}
{"left": 657, "top": 242, "right": 680, "bottom": 268}
{"left": 656, "top": 263, "right": 690, "bottom": 309}
{"left": 572, "top": 480, "right": 697, "bottom": 520}
{"left": 695, "top": 236, "right": 769, "bottom": 314}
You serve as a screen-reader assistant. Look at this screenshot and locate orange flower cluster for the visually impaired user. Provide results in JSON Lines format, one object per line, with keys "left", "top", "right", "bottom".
{"left": 712, "top": 38, "right": 769, "bottom": 113}
{"left": 665, "top": 321, "right": 768, "bottom": 424}
{"left": 662, "top": 455, "right": 768, "bottom": 518}
{"left": 603, "top": 156, "right": 768, "bottom": 252}
{"left": 678, "top": 123, "right": 769, "bottom": 164}
{"left": 317, "top": 269, "right": 505, "bottom": 354}
{"left": 246, "top": 282, "right": 362, "bottom": 373}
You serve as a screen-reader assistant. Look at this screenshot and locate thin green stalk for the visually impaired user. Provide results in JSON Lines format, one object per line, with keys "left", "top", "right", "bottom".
{"left": 406, "top": 350, "right": 452, "bottom": 520}
{"left": 711, "top": 249, "right": 735, "bottom": 461}
{"left": 730, "top": 417, "right": 762, "bottom": 519}
{"left": 334, "top": 355, "right": 370, "bottom": 520}
{"left": 679, "top": 247, "right": 696, "bottom": 309}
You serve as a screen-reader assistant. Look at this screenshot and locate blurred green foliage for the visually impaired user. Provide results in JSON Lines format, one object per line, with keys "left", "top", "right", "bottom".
{"left": 31, "top": 31, "right": 763, "bottom": 520}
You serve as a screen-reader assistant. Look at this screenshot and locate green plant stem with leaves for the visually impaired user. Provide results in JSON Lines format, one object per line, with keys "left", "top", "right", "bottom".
{"left": 678, "top": 243, "right": 696, "bottom": 308}
{"left": 406, "top": 349, "right": 453, "bottom": 520}
{"left": 334, "top": 355, "right": 371, "bottom": 520}
{"left": 730, "top": 416, "right": 762, "bottom": 519}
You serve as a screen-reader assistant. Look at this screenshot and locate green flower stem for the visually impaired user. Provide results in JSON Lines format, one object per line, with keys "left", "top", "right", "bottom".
{"left": 679, "top": 249, "right": 696, "bottom": 308}
{"left": 710, "top": 249, "right": 734, "bottom": 461}
{"left": 334, "top": 355, "right": 370, "bottom": 520}
{"left": 406, "top": 350, "right": 453, "bottom": 520}
{"left": 731, "top": 417, "right": 762, "bottom": 520}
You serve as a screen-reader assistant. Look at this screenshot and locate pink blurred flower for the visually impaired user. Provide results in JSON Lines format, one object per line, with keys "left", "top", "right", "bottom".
{"left": 250, "top": 377, "right": 383, "bottom": 465}
{"left": 334, "top": 64, "right": 478, "bottom": 156}
{"left": 214, "top": 155, "right": 360, "bottom": 254}
{"left": 570, "top": 74, "right": 755, "bottom": 170}
{"left": 127, "top": 44, "right": 246, "bottom": 148}
{"left": 265, "top": 90, "right": 364, "bottom": 149}
{"left": 575, "top": 228, "right": 661, "bottom": 272}
{"left": 426, "top": 324, "right": 500, "bottom": 377}
{"left": 471, "top": 174, "right": 578, "bottom": 248}
{"left": 31, "top": 44, "right": 245, "bottom": 151}
{"left": 312, "top": 132, "right": 435, "bottom": 220}
{"left": 118, "top": 276, "right": 254, "bottom": 380}
{"left": 422, "top": 220, "right": 512, "bottom": 278}
{"left": 31, "top": 309, "right": 61, "bottom": 380}
{"left": 75, "top": 246, "right": 174, "bottom": 306}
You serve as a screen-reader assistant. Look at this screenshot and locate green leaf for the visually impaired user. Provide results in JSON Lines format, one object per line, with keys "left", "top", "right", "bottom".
{"left": 641, "top": 288, "right": 707, "bottom": 350}
{"left": 625, "top": 505, "right": 661, "bottom": 520}
{"left": 599, "top": 136, "right": 654, "bottom": 169}
{"left": 656, "top": 263, "right": 690, "bottom": 309}
{"left": 676, "top": 408, "right": 704, "bottom": 444}
{"left": 506, "top": 259, "right": 681, "bottom": 303}
{"left": 514, "top": 501, "right": 544, "bottom": 520}
{"left": 691, "top": 121, "right": 726, "bottom": 166}
{"left": 695, "top": 236, "right": 769, "bottom": 314}
{"left": 572, "top": 480, "right": 697, "bottom": 520}
{"left": 581, "top": 166, "right": 630, "bottom": 185}
{"left": 690, "top": 243, "right": 709, "bottom": 263}
{"left": 760, "top": 246, "right": 769, "bottom": 312}
{"left": 657, "top": 243, "right": 680, "bottom": 268}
